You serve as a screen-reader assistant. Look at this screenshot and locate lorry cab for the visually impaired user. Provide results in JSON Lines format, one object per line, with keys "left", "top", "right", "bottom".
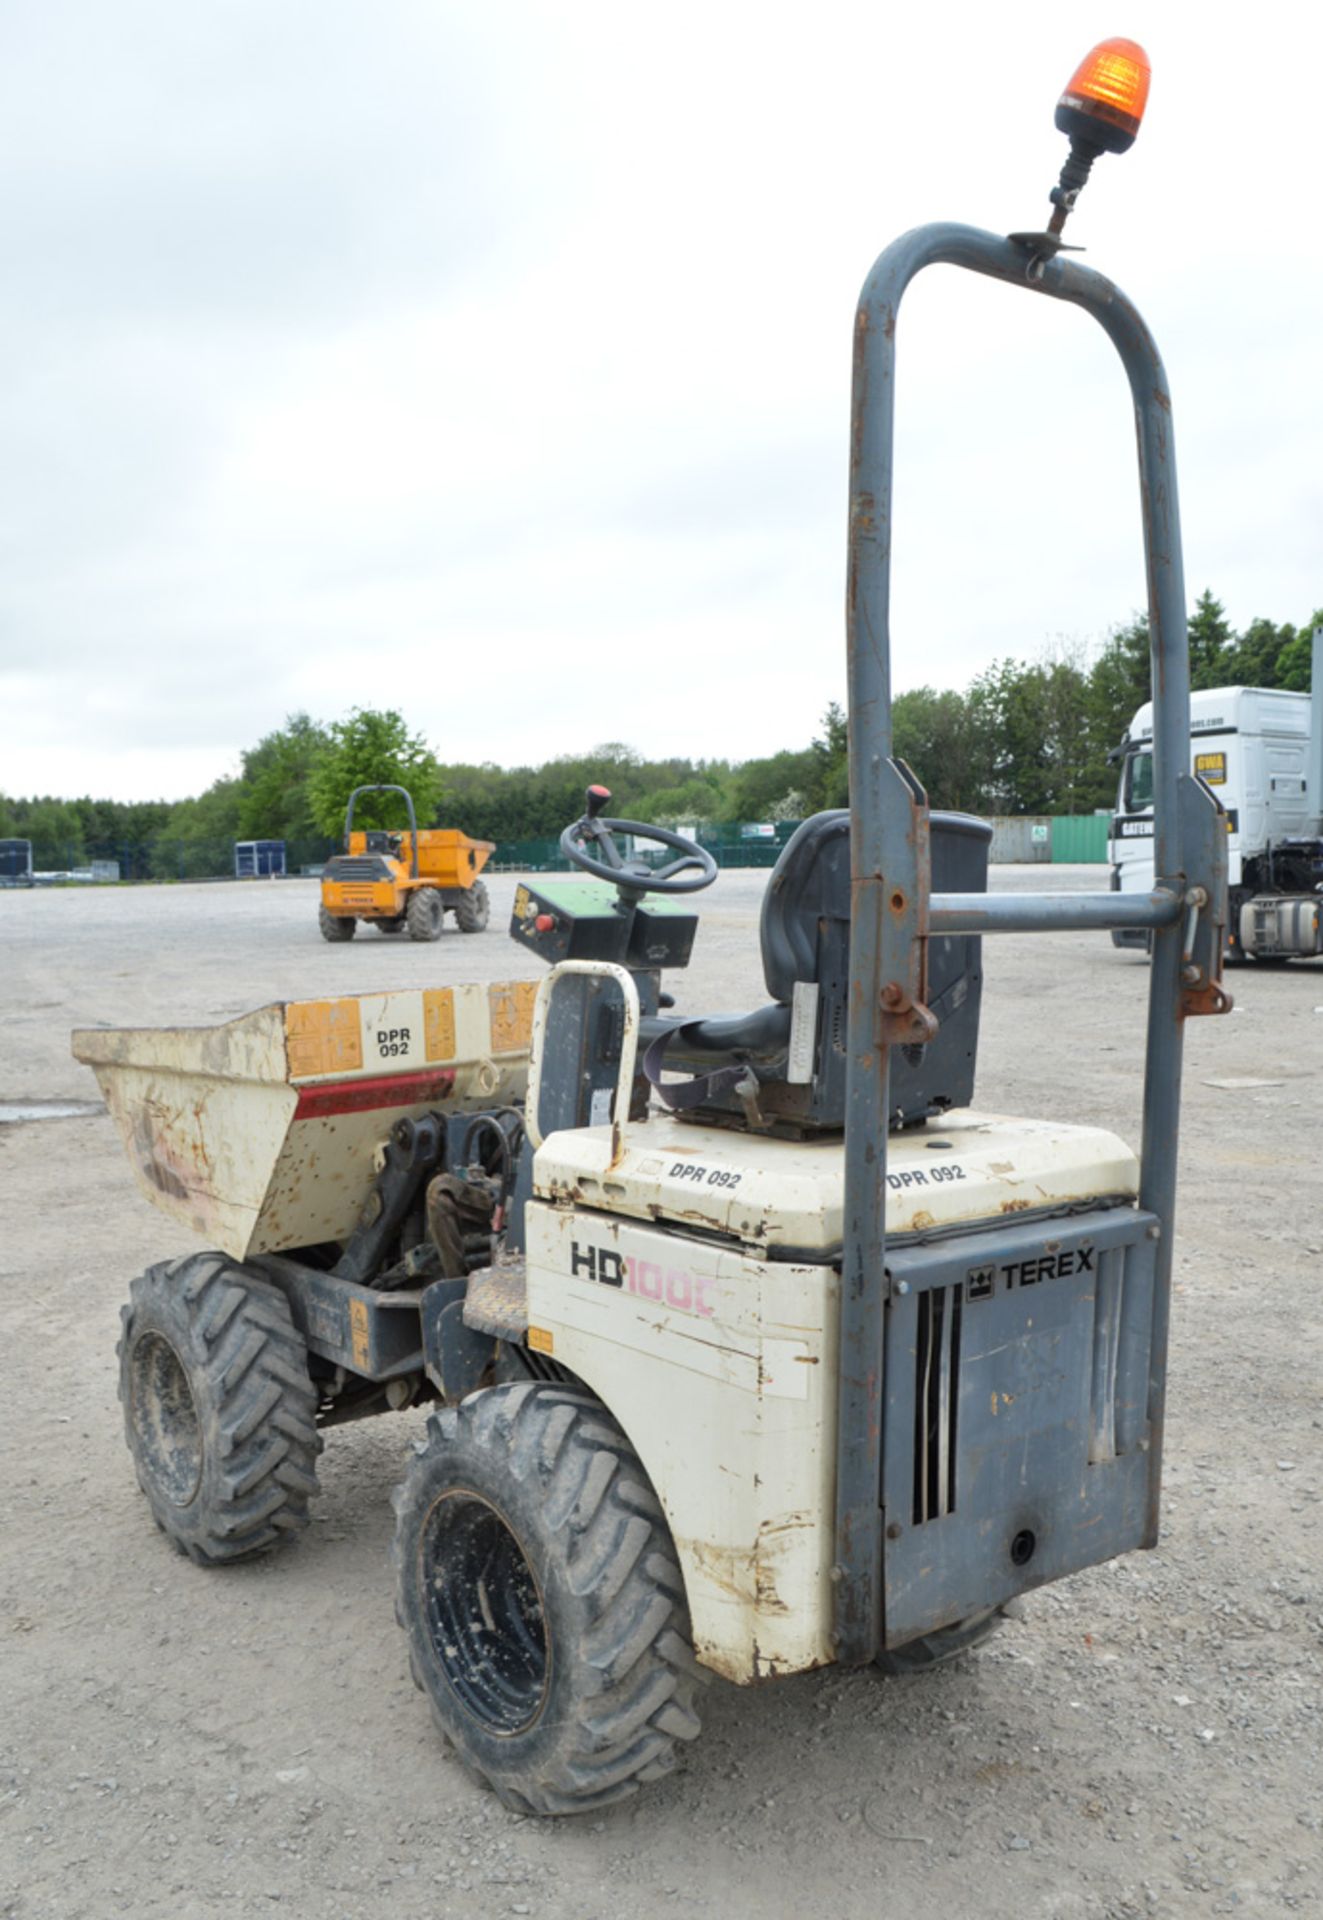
{"left": 1112, "top": 681, "right": 1321, "bottom": 959}
{"left": 1113, "top": 685, "right": 1312, "bottom": 894}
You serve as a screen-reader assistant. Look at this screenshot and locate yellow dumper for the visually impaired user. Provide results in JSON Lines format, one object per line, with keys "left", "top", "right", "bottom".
{"left": 319, "top": 783, "right": 494, "bottom": 942}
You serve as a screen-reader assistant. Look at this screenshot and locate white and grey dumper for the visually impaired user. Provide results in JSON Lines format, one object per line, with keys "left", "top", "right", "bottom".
{"left": 75, "top": 38, "right": 1234, "bottom": 1816}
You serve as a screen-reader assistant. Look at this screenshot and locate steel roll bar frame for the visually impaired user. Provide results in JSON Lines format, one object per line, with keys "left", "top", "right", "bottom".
{"left": 344, "top": 784, "right": 421, "bottom": 880}
{"left": 929, "top": 888, "right": 1182, "bottom": 935}
{"left": 835, "top": 223, "right": 1228, "bottom": 1664}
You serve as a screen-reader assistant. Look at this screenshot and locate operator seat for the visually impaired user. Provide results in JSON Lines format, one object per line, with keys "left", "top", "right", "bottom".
{"left": 641, "top": 809, "right": 992, "bottom": 1133}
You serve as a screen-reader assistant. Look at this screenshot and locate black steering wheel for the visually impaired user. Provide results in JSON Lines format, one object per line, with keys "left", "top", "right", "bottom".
{"left": 559, "top": 785, "right": 718, "bottom": 895}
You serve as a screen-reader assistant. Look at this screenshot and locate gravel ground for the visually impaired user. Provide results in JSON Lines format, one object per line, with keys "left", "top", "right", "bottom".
{"left": 2, "top": 869, "right": 1321, "bottom": 1920}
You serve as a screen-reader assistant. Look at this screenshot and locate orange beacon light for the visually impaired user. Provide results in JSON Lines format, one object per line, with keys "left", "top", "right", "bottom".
{"left": 1055, "top": 38, "right": 1151, "bottom": 155}
{"left": 1013, "top": 35, "right": 1153, "bottom": 254}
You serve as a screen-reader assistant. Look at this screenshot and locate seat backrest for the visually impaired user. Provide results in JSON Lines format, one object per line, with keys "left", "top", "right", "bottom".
{"left": 760, "top": 811, "right": 852, "bottom": 1002}
{"left": 759, "top": 808, "right": 993, "bottom": 1128}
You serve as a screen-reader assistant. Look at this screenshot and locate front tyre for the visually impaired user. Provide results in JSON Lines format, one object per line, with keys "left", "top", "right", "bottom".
{"left": 453, "top": 880, "right": 490, "bottom": 933}
{"left": 392, "top": 1383, "right": 703, "bottom": 1815}
{"left": 319, "top": 905, "right": 355, "bottom": 941}
{"left": 406, "top": 888, "right": 444, "bottom": 941}
{"left": 118, "top": 1254, "right": 322, "bottom": 1563}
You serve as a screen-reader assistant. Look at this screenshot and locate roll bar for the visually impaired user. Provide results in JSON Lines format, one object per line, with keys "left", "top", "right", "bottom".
{"left": 834, "top": 224, "right": 1230, "bottom": 1663}
{"left": 344, "top": 785, "right": 420, "bottom": 880}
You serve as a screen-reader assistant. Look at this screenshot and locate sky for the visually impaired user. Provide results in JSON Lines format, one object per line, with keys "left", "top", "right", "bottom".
{"left": 1, "top": 0, "right": 1320, "bottom": 803}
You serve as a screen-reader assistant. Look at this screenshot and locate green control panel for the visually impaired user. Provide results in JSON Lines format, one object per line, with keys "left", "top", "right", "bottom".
{"left": 508, "top": 877, "right": 699, "bottom": 970}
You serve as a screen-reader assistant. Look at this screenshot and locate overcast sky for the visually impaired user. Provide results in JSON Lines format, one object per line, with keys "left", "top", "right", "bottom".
{"left": 2, "top": 1, "right": 1319, "bottom": 802}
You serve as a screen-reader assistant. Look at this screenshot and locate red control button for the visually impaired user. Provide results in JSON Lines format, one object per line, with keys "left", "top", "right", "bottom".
{"left": 534, "top": 913, "right": 555, "bottom": 932}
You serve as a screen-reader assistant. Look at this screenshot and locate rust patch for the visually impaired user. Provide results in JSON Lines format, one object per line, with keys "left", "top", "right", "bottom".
{"left": 850, "top": 312, "right": 870, "bottom": 480}
{"left": 755, "top": 1564, "right": 789, "bottom": 1616}
{"left": 130, "top": 1105, "right": 198, "bottom": 1201}
{"left": 878, "top": 981, "right": 938, "bottom": 1048}
{"left": 1180, "top": 978, "right": 1234, "bottom": 1020}
{"left": 691, "top": 1634, "right": 746, "bottom": 1687}
{"left": 1001, "top": 1197, "right": 1033, "bottom": 1213}
{"left": 685, "top": 1538, "right": 750, "bottom": 1606}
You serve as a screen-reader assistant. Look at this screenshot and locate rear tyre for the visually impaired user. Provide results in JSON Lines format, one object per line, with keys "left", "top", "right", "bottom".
{"left": 118, "top": 1253, "right": 322, "bottom": 1564}
{"left": 453, "top": 880, "right": 490, "bottom": 933}
{"left": 376, "top": 915, "right": 407, "bottom": 936}
{"left": 875, "top": 1608, "right": 1001, "bottom": 1675}
{"left": 319, "top": 906, "right": 355, "bottom": 942}
{"left": 392, "top": 1383, "right": 704, "bottom": 1815}
{"left": 406, "top": 889, "right": 444, "bottom": 942}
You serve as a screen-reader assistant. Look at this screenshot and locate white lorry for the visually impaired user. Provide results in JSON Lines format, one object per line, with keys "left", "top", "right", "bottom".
{"left": 1110, "top": 631, "right": 1323, "bottom": 961}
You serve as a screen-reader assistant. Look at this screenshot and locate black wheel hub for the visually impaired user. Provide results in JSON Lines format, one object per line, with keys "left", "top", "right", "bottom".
{"left": 129, "top": 1332, "right": 202, "bottom": 1506}
{"left": 420, "top": 1489, "right": 549, "bottom": 1735}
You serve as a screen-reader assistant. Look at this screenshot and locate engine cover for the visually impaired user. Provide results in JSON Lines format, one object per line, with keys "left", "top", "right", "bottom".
{"left": 523, "top": 1108, "right": 1146, "bottom": 1682}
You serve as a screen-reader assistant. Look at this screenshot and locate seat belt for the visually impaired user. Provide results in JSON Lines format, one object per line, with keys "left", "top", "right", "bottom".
{"left": 642, "top": 1023, "right": 765, "bottom": 1124}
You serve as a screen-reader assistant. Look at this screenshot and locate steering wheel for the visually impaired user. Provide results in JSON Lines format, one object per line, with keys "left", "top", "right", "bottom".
{"left": 559, "top": 785, "right": 719, "bottom": 895}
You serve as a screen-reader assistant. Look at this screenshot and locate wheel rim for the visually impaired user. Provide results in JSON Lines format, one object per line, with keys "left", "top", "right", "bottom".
{"left": 419, "top": 1489, "right": 549, "bottom": 1734}
{"left": 129, "top": 1332, "right": 202, "bottom": 1506}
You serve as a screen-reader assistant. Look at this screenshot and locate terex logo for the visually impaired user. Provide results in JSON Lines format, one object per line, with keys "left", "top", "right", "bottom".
{"left": 965, "top": 1244, "right": 1095, "bottom": 1299}
{"left": 966, "top": 1264, "right": 996, "bottom": 1301}
{"left": 570, "top": 1242, "right": 714, "bottom": 1318}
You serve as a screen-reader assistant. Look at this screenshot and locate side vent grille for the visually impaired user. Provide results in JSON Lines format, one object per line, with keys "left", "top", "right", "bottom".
{"left": 514, "top": 1345, "right": 574, "bottom": 1386}
{"left": 913, "top": 1285, "right": 961, "bottom": 1523}
{"left": 1088, "top": 1244, "right": 1129, "bottom": 1463}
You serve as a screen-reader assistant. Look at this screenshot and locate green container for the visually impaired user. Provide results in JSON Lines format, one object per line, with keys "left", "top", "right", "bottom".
{"left": 1050, "top": 815, "right": 1110, "bottom": 864}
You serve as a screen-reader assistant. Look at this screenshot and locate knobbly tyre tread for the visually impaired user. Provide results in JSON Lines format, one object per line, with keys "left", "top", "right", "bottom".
{"left": 874, "top": 1607, "right": 1001, "bottom": 1675}
{"left": 452, "top": 879, "right": 490, "bottom": 933}
{"left": 318, "top": 905, "right": 355, "bottom": 941}
{"left": 391, "top": 1382, "right": 703, "bottom": 1815}
{"left": 405, "top": 888, "right": 444, "bottom": 941}
{"left": 118, "top": 1252, "right": 322, "bottom": 1564}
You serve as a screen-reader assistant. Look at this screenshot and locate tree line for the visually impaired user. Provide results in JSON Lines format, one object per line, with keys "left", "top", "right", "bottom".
{"left": 3, "top": 592, "right": 1317, "bottom": 875}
